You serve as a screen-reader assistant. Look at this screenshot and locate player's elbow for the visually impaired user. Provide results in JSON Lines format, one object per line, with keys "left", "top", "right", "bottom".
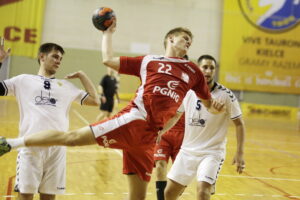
{"left": 90, "top": 94, "right": 101, "bottom": 106}
{"left": 102, "top": 59, "right": 112, "bottom": 67}
{"left": 102, "top": 59, "right": 109, "bottom": 66}
{"left": 91, "top": 97, "right": 100, "bottom": 106}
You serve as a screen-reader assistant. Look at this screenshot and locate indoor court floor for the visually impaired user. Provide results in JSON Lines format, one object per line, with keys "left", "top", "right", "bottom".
{"left": 0, "top": 97, "right": 299, "bottom": 200}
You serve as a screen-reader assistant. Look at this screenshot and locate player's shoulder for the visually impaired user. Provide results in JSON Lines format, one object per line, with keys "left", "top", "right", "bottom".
{"left": 55, "top": 78, "right": 73, "bottom": 86}
{"left": 184, "top": 89, "right": 197, "bottom": 101}
{"left": 9, "top": 74, "right": 37, "bottom": 81}
{"left": 16, "top": 74, "right": 33, "bottom": 78}
{"left": 213, "top": 82, "right": 237, "bottom": 102}
{"left": 144, "top": 55, "right": 165, "bottom": 61}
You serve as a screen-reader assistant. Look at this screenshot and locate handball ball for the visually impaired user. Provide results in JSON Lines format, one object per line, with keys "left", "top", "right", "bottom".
{"left": 92, "top": 7, "right": 115, "bottom": 31}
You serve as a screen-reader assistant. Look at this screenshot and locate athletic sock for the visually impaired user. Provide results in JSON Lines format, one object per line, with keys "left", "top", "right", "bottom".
{"left": 156, "top": 181, "right": 167, "bottom": 200}
{"left": 7, "top": 137, "right": 25, "bottom": 149}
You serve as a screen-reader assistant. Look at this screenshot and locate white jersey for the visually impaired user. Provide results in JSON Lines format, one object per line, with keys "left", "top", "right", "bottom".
{"left": 3, "top": 74, "right": 88, "bottom": 137}
{"left": 178, "top": 82, "right": 242, "bottom": 157}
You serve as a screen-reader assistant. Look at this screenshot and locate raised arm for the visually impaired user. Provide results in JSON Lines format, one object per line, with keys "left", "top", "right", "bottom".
{"left": 0, "top": 37, "right": 11, "bottom": 67}
{"left": 101, "top": 20, "right": 120, "bottom": 71}
{"left": 232, "top": 117, "right": 246, "bottom": 174}
{"left": 65, "top": 71, "right": 100, "bottom": 106}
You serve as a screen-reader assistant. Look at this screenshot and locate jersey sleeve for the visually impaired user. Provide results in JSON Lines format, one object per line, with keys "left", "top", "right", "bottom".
{"left": 1, "top": 75, "right": 24, "bottom": 96}
{"left": 191, "top": 69, "right": 211, "bottom": 100}
{"left": 66, "top": 81, "right": 89, "bottom": 105}
{"left": 225, "top": 92, "right": 242, "bottom": 120}
{"left": 0, "top": 82, "right": 7, "bottom": 96}
{"left": 119, "top": 56, "right": 145, "bottom": 77}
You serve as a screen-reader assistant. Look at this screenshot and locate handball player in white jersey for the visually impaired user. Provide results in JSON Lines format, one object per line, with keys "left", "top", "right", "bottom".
{"left": 0, "top": 22, "right": 225, "bottom": 200}
{"left": 163, "top": 55, "right": 246, "bottom": 200}
{"left": 0, "top": 39, "right": 99, "bottom": 200}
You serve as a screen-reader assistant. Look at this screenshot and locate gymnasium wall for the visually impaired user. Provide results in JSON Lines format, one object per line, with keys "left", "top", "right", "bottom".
{"left": 5, "top": 0, "right": 300, "bottom": 107}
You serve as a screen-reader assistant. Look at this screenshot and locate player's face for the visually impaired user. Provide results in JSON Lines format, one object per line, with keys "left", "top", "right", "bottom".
{"left": 41, "top": 50, "right": 63, "bottom": 75}
{"left": 171, "top": 32, "right": 192, "bottom": 55}
{"left": 198, "top": 59, "right": 216, "bottom": 84}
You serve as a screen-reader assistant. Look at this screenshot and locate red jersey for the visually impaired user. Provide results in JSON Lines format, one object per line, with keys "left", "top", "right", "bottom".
{"left": 120, "top": 55, "right": 210, "bottom": 130}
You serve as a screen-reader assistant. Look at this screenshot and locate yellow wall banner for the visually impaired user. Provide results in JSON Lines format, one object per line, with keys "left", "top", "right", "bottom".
{"left": 242, "top": 102, "right": 299, "bottom": 122}
{"left": 220, "top": 1, "right": 300, "bottom": 94}
{"left": 0, "top": 0, "right": 45, "bottom": 58}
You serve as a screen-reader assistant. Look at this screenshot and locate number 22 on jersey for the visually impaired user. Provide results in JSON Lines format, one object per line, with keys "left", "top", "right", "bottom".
{"left": 158, "top": 63, "right": 172, "bottom": 75}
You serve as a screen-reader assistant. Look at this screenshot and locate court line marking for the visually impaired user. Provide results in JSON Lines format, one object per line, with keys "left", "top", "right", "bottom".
{"left": 2, "top": 193, "right": 300, "bottom": 198}
{"left": 244, "top": 171, "right": 300, "bottom": 200}
{"left": 5, "top": 176, "right": 15, "bottom": 200}
{"left": 249, "top": 139, "right": 300, "bottom": 159}
{"left": 226, "top": 146, "right": 300, "bottom": 154}
{"left": 72, "top": 109, "right": 90, "bottom": 125}
{"left": 67, "top": 149, "right": 117, "bottom": 153}
{"left": 219, "top": 174, "right": 300, "bottom": 182}
{"left": 72, "top": 109, "right": 123, "bottom": 157}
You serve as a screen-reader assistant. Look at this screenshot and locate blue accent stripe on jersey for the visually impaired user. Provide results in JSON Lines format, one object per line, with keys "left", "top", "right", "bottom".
{"left": 231, "top": 114, "right": 242, "bottom": 120}
{"left": 81, "top": 93, "right": 89, "bottom": 105}
{"left": 0, "top": 81, "right": 8, "bottom": 96}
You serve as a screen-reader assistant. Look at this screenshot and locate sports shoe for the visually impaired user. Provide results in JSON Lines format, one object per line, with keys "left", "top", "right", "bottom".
{"left": 0, "top": 137, "right": 11, "bottom": 156}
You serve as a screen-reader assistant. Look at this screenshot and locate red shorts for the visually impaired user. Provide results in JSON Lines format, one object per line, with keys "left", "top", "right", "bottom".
{"left": 90, "top": 106, "right": 157, "bottom": 182}
{"left": 154, "top": 129, "right": 184, "bottom": 163}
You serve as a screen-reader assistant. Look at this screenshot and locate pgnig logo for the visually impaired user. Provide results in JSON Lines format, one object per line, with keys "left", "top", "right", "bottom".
{"left": 238, "top": 0, "right": 300, "bottom": 32}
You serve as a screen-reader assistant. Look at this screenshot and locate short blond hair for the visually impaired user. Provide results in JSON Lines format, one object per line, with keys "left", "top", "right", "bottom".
{"left": 163, "top": 27, "right": 193, "bottom": 48}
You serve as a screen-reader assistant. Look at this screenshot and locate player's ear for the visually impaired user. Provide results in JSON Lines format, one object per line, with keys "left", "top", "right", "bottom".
{"left": 38, "top": 53, "right": 45, "bottom": 63}
{"left": 168, "top": 35, "right": 174, "bottom": 43}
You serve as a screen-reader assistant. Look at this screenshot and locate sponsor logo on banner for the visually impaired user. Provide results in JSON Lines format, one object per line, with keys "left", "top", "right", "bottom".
{"left": 239, "top": 0, "right": 300, "bottom": 33}
{"left": 220, "top": 1, "right": 300, "bottom": 94}
{"left": 242, "top": 103, "right": 299, "bottom": 121}
{"left": 0, "top": 0, "right": 22, "bottom": 7}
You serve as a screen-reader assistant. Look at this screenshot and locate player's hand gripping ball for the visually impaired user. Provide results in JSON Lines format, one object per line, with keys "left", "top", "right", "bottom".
{"left": 92, "top": 7, "right": 116, "bottom": 31}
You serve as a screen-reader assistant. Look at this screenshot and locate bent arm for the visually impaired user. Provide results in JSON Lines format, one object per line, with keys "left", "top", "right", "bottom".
{"left": 201, "top": 98, "right": 225, "bottom": 114}
{"left": 78, "top": 71, "right": 100, "bottom": 106}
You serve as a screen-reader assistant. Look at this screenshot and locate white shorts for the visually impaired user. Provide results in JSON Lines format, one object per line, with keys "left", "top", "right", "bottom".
{"left": 15, "top": 146, "right": 66, "bottom": 194}
{"left": 167, "top": 150, "right": 224, "bottom": 186}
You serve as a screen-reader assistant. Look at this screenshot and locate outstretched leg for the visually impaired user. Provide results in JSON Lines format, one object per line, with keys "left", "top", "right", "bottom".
{"left": 1, "top": 126, "right": 96, "bottom": 154}
{"left": 25, "top": 126, "right": 95, "bottom": 147}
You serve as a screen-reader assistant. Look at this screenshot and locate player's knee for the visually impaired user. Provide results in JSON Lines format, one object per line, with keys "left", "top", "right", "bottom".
{"left": 136, "top": 193, "right": 146, "bottom": 200}
{"left": 19, "top": 190, "right": 34, "bottom": 200}
{"left": 156, "top": 160, "right": 167, "bottom": 180}
{"left": 164, "top": 187, "right": 174, "bottom": 199}
{"left": 156, "top": 160, "right": 167, "bottom": 168}
{"left": 197, "top": 187, "right": 211, "bottom": 200}
{"left": 129, "top": 191, "right": 146, "bottom": 200}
